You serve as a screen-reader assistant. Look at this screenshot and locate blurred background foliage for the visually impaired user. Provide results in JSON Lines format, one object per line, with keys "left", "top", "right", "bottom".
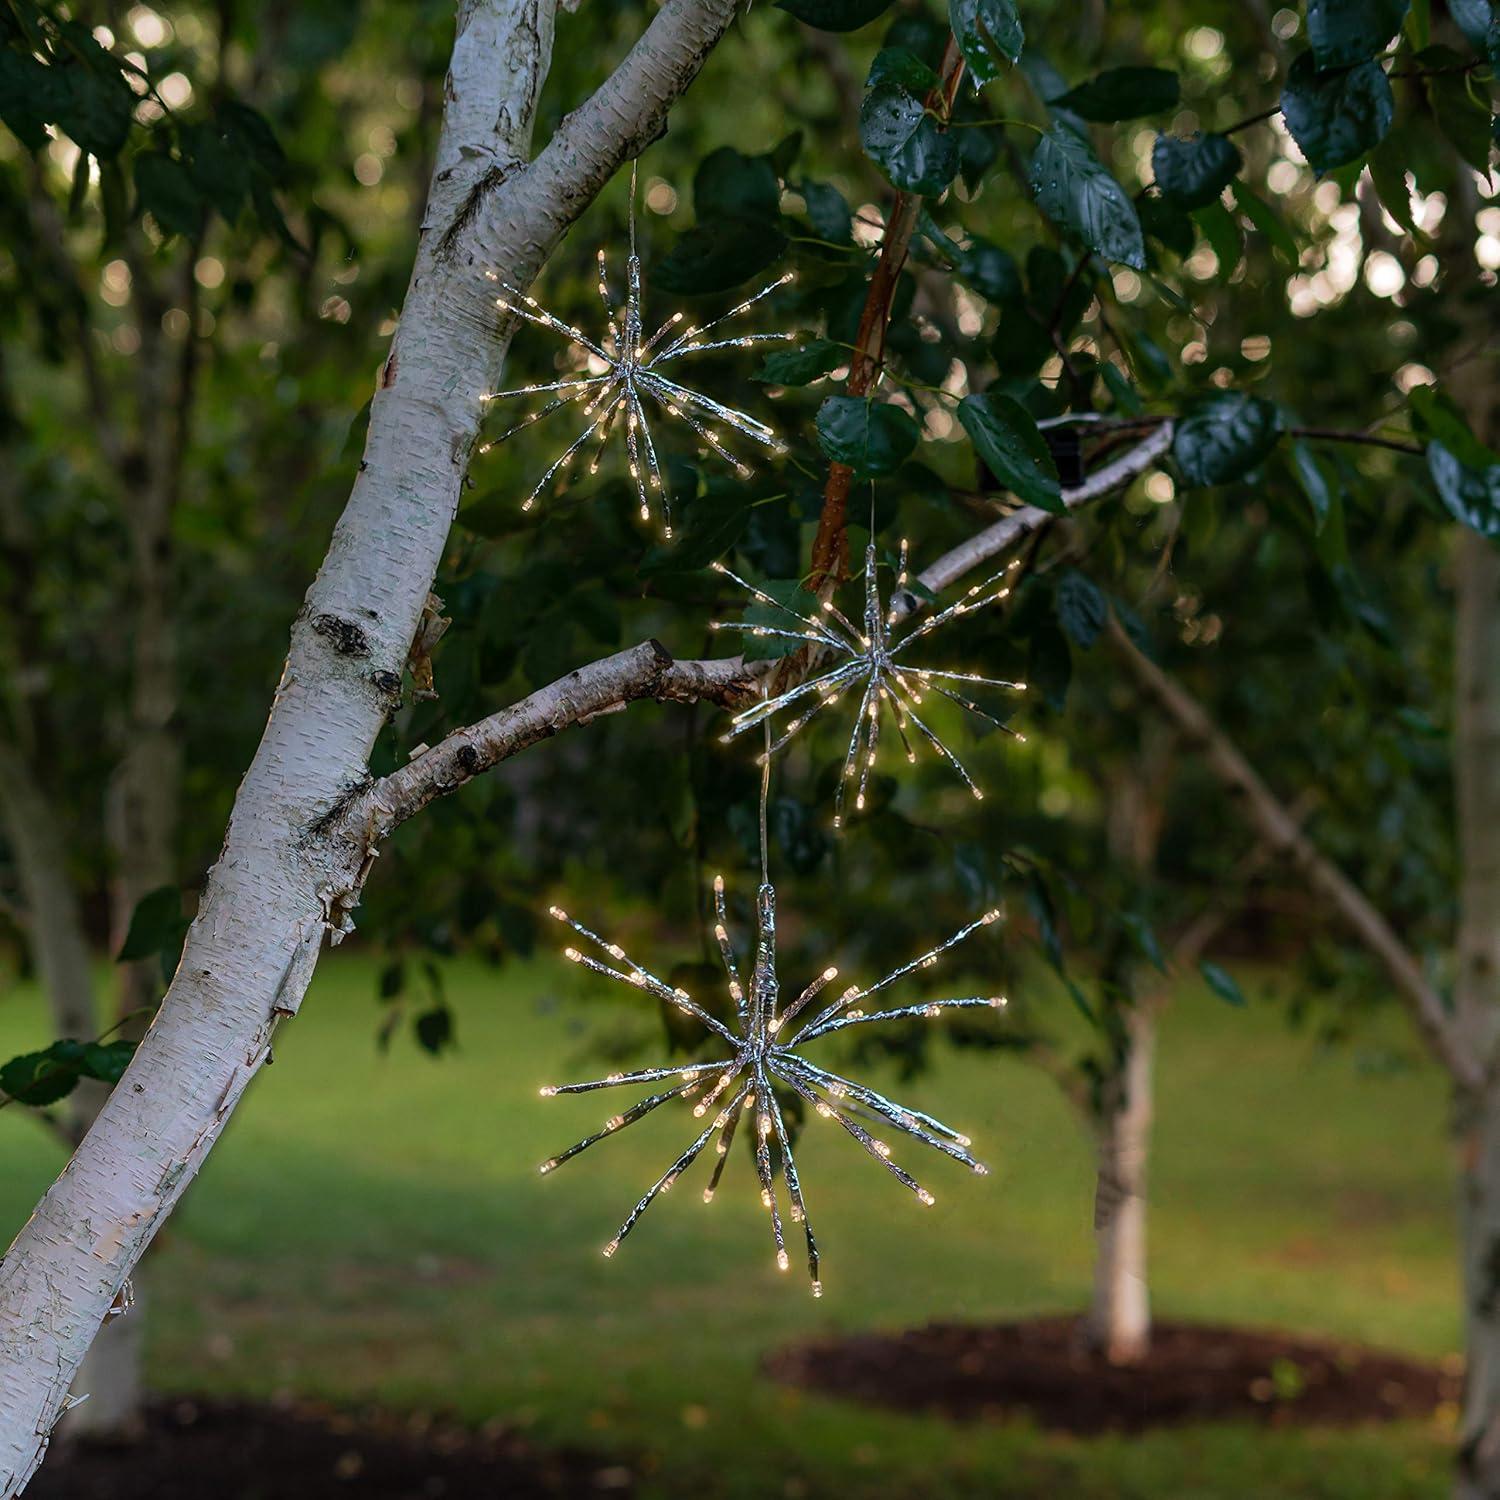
{"left": 0, "top": 0, "right": 1497, "bottom": 1485}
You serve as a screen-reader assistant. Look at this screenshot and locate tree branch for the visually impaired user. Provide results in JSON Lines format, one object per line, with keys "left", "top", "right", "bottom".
{"left": 353, "top": 424, "right": 1178, "bottom": 843}
{"left": 809, "top": 38, "right": 967, "bottom": 590}
{"left": 1109, "top": 615, "right": 1481, "bottom": 1095}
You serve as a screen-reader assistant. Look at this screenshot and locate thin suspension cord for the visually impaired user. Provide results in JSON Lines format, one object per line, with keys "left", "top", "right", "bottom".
{"left": 759, "top": 710, "right": 771, "bottom": 885}
{"left": 629, "top": 158, "right": 637, "bottom": 261}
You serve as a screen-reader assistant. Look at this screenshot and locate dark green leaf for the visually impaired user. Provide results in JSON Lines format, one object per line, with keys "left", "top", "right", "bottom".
{"left": 776, "top": 0, "right": 893, "bottom": 31}
{"left": 1233, "top": 183, "right": 1300, "bottom": 264}
{"left": 0, "top": 52, "right": 55, "bottom": 151}
{"left": 1026, "top": 619, "right": 1072, "bottom": 710}
{"left": 949, "top": 0, "right": 1023, "bottom": 87}
{"left": 1424, "top": 47, "right": 1494, "bottom": 170}
{"left": 78, "top": 1040, "right": 135, "bottom": 1085}
{"left": 1138, "top": 195, "right": 1195, "bottom": 257}
{"left": 1428, "top": 441, "right": 1500, "bottom": 538}
{"left": 1030, "top": 127, "right": 1146, "bottom": 268}
{"left": 652, "top": 216, "right": 787, "bottom": 295}
{"left": 1409, "top": 385, "right": 1499, "bottom": 468}
{"left": 1173, "top": 392, "right": 1282, "bottom": 486}
{"left": 815, "top": 395, "right": 920, "bottom": 474}
{"left": 694, "top": 147, "right": 781, "bottom": 222}
{"left": 1200, "top": 961, "right": 1247, "bottom": 1007}
{"left": 1151, "top": 132, "right": 1242, "bottom": 208}
{"left": 1367, "top": 135, "right": 1426, "bottom": 240}
{"left": 641, "top": 495, "right": 752, "bottom": 573}
{"left": 957, "top": 393, "right": 1062, "bottom": 511}
{"left": 1025, "top": 869, "right": 1064, "bottom": 971}
{"left": 753, "top": 338, "right": 843, "bottom": 385}
{"left": 867, "top": 46, "right": 940, "bottom": 92}
{"left": 1120, "top": 912, "right": 1168, "bottom": 973}
{"left": 414, "top": 1006, "right": 455, "bottom": 1054}
{"left": 1307, "top": 0, "right": 1410, "bottom": 67}
{"left": 1054, "top": 569, "right": 1106, "bottom": 648}
{"left": 1450, "top": 0, "right": 1500, "bottom": 61}
{"left": 134, "top": 153, "right": 203, "bottom": 238}
{"left": 951, "top": 235, "right": 1021, "bottom": 302}
{"left": 1280, "top": 51, "right": 1394, "bottom": 173}
{"left": 117, "top": 886, "right": 186, "bottom": 962}
{"left": 1048, "top": 66, "right": 1180, "bottom": 122}
{"left": 799, "top": 180, "right": 853, "bottom": 243}
{"left": 859, "top": 85, "right": 960, "bottom": 196}
{"left": 0, "top": 1046, "right": 82, "bottom": 1107}
{"left": 181, "top": 120, "right": 252, "bottom": 222}
{"left": 1290, "top": 440, "right": 1334, "bottom": 532}
{"left": 739, "top": 580, "right": 823, "bottom": 660}
{"left": 54, "top": 32, "right": 134, "bottom": 157}
{"left": 1193, "top": 201, "right": 1243, "bottom": 279}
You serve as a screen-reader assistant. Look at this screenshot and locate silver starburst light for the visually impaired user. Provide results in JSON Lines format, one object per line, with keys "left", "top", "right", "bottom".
{"left": 478, "top": 166, "right": 793, "bottom": 537}
{"left": 709, "top": 540, "right": 1028, "bottom": 827}
{"left": 537, "top": 879, "right": 1006, "bottom": 1295}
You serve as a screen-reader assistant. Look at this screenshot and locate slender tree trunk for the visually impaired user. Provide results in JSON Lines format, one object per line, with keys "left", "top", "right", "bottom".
{"left": 1085, "top": 999, "right": 1156, "bottom": 1363}
{"left": 0, "top": 746, "right": 98, "bottom": 1131}
{"left": 0, "top": 0, "right": 744, "bottom": 1487}
{"left": 1454, "top": 524, "right": 1500, "bottom": 1498}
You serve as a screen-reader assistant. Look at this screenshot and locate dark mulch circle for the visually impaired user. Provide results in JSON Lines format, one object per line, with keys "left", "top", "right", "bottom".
{"left": 765, "top": 1316, "right": 1461, "bottom": 1434}
{"left": 26, "top": 1398, "right": 633, "bottom": 1500}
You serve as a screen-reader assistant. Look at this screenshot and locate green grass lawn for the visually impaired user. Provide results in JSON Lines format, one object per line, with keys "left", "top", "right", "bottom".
{"left": 0, "top": 953, "right": 1464, "bottom": 1498}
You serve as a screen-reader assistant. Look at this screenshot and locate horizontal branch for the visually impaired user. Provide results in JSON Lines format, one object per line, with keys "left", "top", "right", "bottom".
{"left": 363, "top": 640, "right": 673, "bottom": 836}
{"left": 1110, "top": 615, "right": 1480, "bottom": 1095}
{"left": 914, "top": 420, "right": 1175, "bottom": 598}
{"left": 353, "top": 425, "right": 1176, "bottom": 844}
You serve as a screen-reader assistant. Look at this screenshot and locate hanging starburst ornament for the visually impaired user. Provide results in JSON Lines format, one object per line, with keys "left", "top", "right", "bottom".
{"left": 537, "top": 877, "right": 1005, "bottom": 1295}
{"left": 708, "top": 540, "right": 1028, "bottom": 827}
{"left": 478, "top": 162, "right": 794, "bottom": 537}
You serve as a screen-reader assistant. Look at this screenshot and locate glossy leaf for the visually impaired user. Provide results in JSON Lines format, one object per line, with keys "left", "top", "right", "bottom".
{"left": 1151, "top": 131, "right": 1242, "bottom": 208}
{"left": 1048, "top": 66, "right": 1180, "bottom": 122}
{"left": 652, "top": 217, "right": 787, "bottom": 295}
{"left": 1280, "top": 51, "right": 1394, "bottom": 173}
{"left": 1030, "top": 127, "right": 1145, "bottom": 268}
{"left": 949, "top": 0, "right": 1024, "bottom": 86}
{"left": 1200, "top": 961, "right": 1247, "bottom": 1007}
{"left": 1173, "top": 393, "right": 1282, "bottom": 486}
{"left": 815, "top": 396, "right": 921, "bottom": 474}
{"left": 753, "top": 338, "right": 843, "bottom": 385}
{"left": 1428, "top": 441, "right": 1500, "bottom": 538}
{"left": 859, "top": 84, "right": 960, "bottom": 196}
{"left": 1307, "top": 0, "right": 1410, "bottom": 66}
{"left": 957, "top": 393, "right": 1063, "bottom": 511}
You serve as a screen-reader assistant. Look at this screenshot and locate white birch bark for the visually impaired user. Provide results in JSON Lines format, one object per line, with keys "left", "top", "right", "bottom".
{"left": 1085, "top": 1001, "right": 1155, "bottom": 1364}
{"left": 0, "top": 0, "right": 743, "bottom": 1487}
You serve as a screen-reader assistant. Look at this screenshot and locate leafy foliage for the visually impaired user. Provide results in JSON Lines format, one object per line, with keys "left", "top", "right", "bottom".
{"left": 956, "top": 393, "right": 1062, "bottom": 511}
{"left": 1280, "top": 52, "right": 1395, "bottom": 172}
{"left": 1152, "top": 132, "right": 1242, "bottom": 208}
{"left": 1029, "top": 127, "right": 1146, "bottom": 268}
{"left": 1173, "top": 395, "right": 1282, "bottom": 487}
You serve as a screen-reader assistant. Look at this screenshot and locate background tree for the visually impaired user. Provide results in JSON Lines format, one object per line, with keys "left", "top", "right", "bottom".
{"left": 0, "top": 0, "right": 1496, "bottom": 1496}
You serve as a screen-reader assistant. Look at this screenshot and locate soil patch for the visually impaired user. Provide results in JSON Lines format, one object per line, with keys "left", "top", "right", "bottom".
{"left": 26, "top": 1398, "right": 633, "bottom": 1499}
{"left": 765, "top": 1316, "right": 1459, "bottom": 1434}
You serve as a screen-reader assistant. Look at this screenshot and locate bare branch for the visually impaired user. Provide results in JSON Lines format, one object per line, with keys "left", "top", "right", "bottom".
{"left": 1109, "top": 615, "right": 1480, "bottom": 1094}
{"left": 364, "top": 640, "right": 672, "bottom": 836}
{"left": 356, "top": 424, "right": 1179, "bottom": 839}
{"left": 915, "top": 421, "right": 1175, "bottom": 597}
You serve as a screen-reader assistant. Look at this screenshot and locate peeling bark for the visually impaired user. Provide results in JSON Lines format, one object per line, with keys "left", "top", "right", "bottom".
{"left": 0, "top": 0, "right": 743, "bottom": 1486}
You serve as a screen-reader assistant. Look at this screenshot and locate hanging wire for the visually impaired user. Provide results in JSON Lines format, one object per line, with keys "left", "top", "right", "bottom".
{"left": 759, "top": 700, "right": 772, "bottom": 885}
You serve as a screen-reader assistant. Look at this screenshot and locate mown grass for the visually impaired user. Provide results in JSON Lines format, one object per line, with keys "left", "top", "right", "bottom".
{"left": 0, "top": 952, "right": 1463, "bottom": 1498}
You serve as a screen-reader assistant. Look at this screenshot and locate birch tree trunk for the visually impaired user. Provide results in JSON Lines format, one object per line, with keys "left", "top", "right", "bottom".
{"left": 1084, "top": 1000, "right": 1156, "bottom": 1364}
{"left": 0, "top": 0, "right": 741, "bottom": 1488}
